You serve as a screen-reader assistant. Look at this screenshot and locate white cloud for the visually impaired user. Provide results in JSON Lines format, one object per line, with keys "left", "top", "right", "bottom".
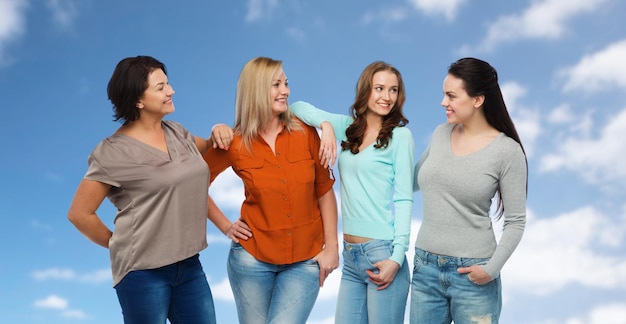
{"left": 501, "top": 81, "right": 527, "bottom": 110}
{"left": 408, "top": 0, "right": 465, "bottom": 21}
{"left": 501, "top": 81, "right": 540, "bottom": 157}
{"left": 317, "top": 267, "right": 341, "bottom": 300}
{"left": 547, "top": 104, "right": 574, "bottom": 124}
{"left": 361, "top": 7, "right": 409, "bottom": 25}
{"left": 45, "top": 0, "right": 79, "bottom": 28}
{"left": 540, "top": 108, "right": 626, "bottom": 186}
{"left": 512, "top": 108, "right": 540, "bottom": 157}
{"left": 32, "top": 267, "right": 111, "bottom": 283}
{"left": 245, "top": 0, "right": 278, "bottom": 23}
{"left": 33, "top": 295, "right": 89, "bottom": 319}
{"left": 0, "top": 0, "right": 28, "bottom": 65}
{"left": 210, "top": 168, "right": 245, "bottom": 211}
{"left": 207, "top": 233, "right": 231, "bottom": 245}
{"left": 469, "top": 0, "right": 609, "bottom": 52}
{"left": 62, "top": 309, "right": 88, "bottom": 319}
{"left": 210, "top": 276, "right": 234, "bottom": 301}
{"left": 307, "top": 317, "right": 334, "bottom": 324}
{"left": 77, "top": 268, "right": 111, "bottom": 283}
{"left": 505, "top": 206, "right": 626, "bottom": 295}
{"left": 34, "top": 295, "right": 68, "bottom": 309}
{"left": 33, "top": 268, "right": 75, "bottom": 280}
{"left": 561, "top": 39, "right": 626, "bottom": 93}
{"left": 566, "top": 303, "right": 626, "bottom": 324}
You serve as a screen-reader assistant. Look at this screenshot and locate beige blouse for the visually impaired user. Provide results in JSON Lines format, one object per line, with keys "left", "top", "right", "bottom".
{"left": 85, "top": 120, "right": 209, "bottom": 286}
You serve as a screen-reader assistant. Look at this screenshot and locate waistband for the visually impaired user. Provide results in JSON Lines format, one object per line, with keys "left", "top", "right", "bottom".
{"left": 343, "top": 239, "right": 392, "bottom": 252}
{"left": 414, "top": 247, "right": 489, "bottom": 267}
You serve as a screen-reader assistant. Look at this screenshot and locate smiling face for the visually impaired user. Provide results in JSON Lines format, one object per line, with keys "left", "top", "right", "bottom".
{"left": 440, "top": 74, "right": 482, "bottom": 124}
{"left": 136, "top": 68, "right": 175, "bottom": 117}
{"left": 366, "top": 70, "right": 398, "bottom": 118}
{"left": 269, "top": 67, "right": 289, "bottom": 116}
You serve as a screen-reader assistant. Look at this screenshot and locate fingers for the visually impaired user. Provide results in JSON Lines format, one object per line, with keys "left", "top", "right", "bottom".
{"left": 366, "top": 269, "right": 391, "bottom": 290}
{"left": 319, "top": 268, "right": 330, "bottom": 287}
{"left": 227, "top": 219, "right": 252, "bottom": 242}
{"left": 214, "top": 133, "right": 232, "bottom": 150}
{"left": 318, "top": 146, "right": 336, "bottom": 169}
{"left": 457, "top": 267, "right": 471, "bottom": 274}
{"left": 211, "top": 124, "right": 234, "bottom": 150}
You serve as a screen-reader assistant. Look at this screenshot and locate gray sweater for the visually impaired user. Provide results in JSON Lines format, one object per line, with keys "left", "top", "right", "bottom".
{"left": 414, "top": 123, "right": 527, "bottom": 279}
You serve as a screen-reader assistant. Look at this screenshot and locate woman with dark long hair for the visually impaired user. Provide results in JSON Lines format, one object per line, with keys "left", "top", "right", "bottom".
{"left": 410, "top": 57, "right": 527, "bottom": 323}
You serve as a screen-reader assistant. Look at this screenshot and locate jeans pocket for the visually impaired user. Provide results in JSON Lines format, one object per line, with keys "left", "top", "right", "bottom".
{"left": 363, "top": 242, "right": 393, "bottom": 268}
{"left": 461, "top": 258, "right": 493, "bottom": 287}
{"left": 412, "top": 252, "right": 424, "bottom": 275}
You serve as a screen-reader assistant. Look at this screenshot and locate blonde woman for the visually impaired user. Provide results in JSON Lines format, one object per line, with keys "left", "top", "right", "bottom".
{"left": 204, "top": 57, "right": 339, "bottom": 324}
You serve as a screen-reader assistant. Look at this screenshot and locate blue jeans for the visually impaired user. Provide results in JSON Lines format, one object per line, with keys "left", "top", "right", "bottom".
{"left": 227, "top": 242, "right": 320, "bottom": 324}
{"left": 410, "top": 247, "right": 502, "bottom": 324}
{"left": 114, "top": 254, "right": 216, "bottom": 324}
{"left": 335, "top": 239, "right": 410, "bottom": 324}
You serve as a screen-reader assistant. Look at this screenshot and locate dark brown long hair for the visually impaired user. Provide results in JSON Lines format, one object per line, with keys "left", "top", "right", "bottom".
{"left": 448, "top": 57, "right": 528, "bottom": 218}
{"left": 341, "top": 61, "right": 408, "bottom": 154}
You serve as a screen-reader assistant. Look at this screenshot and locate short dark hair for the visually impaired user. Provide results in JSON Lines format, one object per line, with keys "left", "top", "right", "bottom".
{"left": 107, "top": 56, "right": 167, "bottom": 125}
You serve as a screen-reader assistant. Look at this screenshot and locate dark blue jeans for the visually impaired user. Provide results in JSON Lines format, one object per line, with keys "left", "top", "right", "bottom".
{"left": 114, "top": 254, "right": 216, "bottom": 324}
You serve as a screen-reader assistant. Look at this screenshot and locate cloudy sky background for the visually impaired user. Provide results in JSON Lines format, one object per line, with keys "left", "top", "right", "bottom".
{"left": 1, "top": 0, "right": 626, "bottom": 323}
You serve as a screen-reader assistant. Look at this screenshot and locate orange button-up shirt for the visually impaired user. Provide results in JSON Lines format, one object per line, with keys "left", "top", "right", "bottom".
{"left": 204, "top": 120, "right": 335, "bottom": 265}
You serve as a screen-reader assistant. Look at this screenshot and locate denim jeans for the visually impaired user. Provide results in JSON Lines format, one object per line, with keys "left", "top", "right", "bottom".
{"left": 410, "top": 247, "right": 502, "bottom": 324}
{"left": 335, "top": 239, "right": 410, "bottom": 324}
{"left": 227, "top": 242, "right": 320, "bottom": 324}
{"left": 114, "top": 254, "right": 216, "bottom": 324}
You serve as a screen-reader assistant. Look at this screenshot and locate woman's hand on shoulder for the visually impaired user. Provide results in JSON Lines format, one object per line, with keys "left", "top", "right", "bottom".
{"left": 210, "top": 124, "right": 234, "bottom": 150}
{"left": 319, "top": 121, "right": 337, "bottom": 169}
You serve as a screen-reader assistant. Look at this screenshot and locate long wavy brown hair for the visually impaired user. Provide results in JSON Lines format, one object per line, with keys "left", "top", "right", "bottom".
{"left": 341, "top": 61, "right": 408, "bottom": 154}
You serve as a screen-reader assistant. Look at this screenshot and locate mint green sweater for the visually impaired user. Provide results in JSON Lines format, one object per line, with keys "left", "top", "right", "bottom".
{"left": 290, "top": 101, "right": 414, "bottom": 265}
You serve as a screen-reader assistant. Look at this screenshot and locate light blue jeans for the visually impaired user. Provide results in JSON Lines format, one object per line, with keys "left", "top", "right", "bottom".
{"left": 227, "top": 242, "right": 320, "bottom": 324}
{"left": 335, "top": 239, "right": 410, "bottom": 324}
{"left": 114, "top": 254, "right": 216, "bottom": 324}
{"left": 410, "top": 247, "right": 502, "bottom": 324}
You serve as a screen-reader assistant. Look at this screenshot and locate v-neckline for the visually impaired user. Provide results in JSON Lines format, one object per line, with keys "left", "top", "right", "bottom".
{"left": 447, "top": 125, "right": 502, "bottom": 158}
{"left": 114, "top": 129, "right": 173, "bottom": 160}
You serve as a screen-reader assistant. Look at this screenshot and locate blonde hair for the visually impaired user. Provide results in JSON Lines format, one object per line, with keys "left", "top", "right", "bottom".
{"left": 234, "top": 57, "right": 301, "bottom": 149}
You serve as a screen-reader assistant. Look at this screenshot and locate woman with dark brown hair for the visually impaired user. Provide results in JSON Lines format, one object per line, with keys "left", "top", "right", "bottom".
{"left": 410, "top": 57, "right": 527, "bottom": 324}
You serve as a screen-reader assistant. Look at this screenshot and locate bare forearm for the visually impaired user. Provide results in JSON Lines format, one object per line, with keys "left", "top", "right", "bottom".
{"left": 318, "top": 189, "right": 339, "bottom": 250}
{"left": 207, "top": 195, "right": 232, "bottom": 234}
{"left": 69, "top": 213, "right": 112, "bottom": 248}
{"left": 193, "top": 136, "right": 210, "bottom": 155}
{"left": 67, "top": 179, "right": 112, "bottom": 248}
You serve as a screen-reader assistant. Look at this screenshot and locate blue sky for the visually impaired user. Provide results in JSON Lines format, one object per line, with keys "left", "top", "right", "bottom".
{"left": 1, "top": 0, "right": 626, "bottom": 323}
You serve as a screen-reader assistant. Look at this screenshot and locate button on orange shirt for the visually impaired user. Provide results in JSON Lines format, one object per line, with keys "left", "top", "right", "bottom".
{"left": 204, "top": 119, "right": 335, "bottom": 265}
